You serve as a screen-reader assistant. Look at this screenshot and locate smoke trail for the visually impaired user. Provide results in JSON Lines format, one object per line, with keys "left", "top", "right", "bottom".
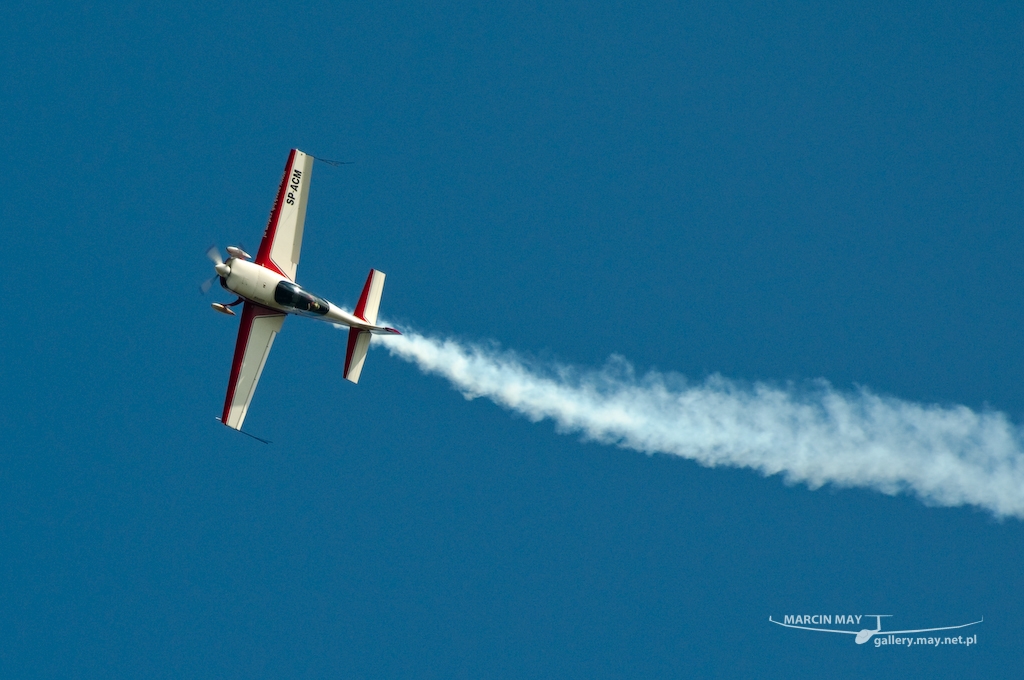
{"left": 377, "top": 329, "right": 1024, "bottom": 518}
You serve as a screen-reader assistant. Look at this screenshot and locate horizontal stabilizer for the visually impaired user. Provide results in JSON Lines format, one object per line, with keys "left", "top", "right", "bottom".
{"left": 354, "top": 269, "right": 386, "bottom": 325}
{"left": 344, "top": 327, "right": 372, "bottom": 384}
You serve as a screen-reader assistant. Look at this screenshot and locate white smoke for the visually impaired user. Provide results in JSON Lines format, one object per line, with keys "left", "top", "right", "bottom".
{"left": 377, "top": 329, "right": 1024, "bottom": 518}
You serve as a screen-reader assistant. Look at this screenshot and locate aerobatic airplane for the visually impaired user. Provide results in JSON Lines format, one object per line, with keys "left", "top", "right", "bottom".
{"left": 203, "top": 148, "right": 400, "bottom": 435}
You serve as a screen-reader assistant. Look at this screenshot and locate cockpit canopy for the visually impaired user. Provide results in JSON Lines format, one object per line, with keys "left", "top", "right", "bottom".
{"left": 274, "top": 280, "right": 329, "bottom": 316}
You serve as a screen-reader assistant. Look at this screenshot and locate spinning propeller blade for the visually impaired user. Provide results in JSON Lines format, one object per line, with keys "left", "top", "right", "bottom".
{"left": 206, "top": 245, "right": 224, "bottom": 266}
{"left": 200, "top": 245, "right": 227, "bottom": 295}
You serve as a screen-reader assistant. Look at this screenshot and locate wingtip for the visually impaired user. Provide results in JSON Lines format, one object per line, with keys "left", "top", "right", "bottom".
{"left": 216, "top": 416, "right": 271, "bottom": 443}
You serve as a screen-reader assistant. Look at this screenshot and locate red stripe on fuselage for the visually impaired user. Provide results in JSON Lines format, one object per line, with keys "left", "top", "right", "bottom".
{"left": 255, "top": 149, "right": 297, "bottom": 280}
{"left": 259, "top": 258, "right": 288, "bottom": 279}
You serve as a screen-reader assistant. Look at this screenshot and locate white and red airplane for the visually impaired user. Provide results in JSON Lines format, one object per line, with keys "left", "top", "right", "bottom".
{"left": 204, "top": 148, "right": 399, "bottom": 434}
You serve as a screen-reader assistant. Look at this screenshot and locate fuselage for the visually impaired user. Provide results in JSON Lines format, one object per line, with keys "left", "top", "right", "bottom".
{"left": 221, "top": 258, "right": 370, "bottom": 329}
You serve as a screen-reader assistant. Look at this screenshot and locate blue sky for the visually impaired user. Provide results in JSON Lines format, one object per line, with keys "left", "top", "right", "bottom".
{"left": 2, "top": 1, "right": 1022, "bottom": 677}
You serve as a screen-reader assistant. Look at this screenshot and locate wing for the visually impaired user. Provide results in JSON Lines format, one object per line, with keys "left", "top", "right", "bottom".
{"left": 767, "top": 618, "right": 857, "bottom": 635}
{"left": 887, "top": 619, "right": 984, "bottom": 635}
{"left": 255, "top": 149, "right": 314, "bottom": 281}
{"left": 221, "top": 302, "right": 286, "bottom": 430}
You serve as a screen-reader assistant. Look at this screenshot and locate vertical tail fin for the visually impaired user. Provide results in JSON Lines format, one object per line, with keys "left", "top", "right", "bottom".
{"left": 353, "top": 269, "right": 386, "bottom": 325}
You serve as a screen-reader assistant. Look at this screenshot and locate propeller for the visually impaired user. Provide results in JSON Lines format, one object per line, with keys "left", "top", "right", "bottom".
{"left": 200, "top": 244, "right": 252, "bottom": 294}
{"left": 200, "top": 245, "right": 229, "bottom": 294}
{"left": 200, "top": 275, "right": 219, "bottom": 295}
{"left": 206, "top": 244, "right": 224, "bottom": 266}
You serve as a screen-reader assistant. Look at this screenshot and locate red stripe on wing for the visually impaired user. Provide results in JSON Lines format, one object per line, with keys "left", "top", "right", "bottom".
{"left": 254, "top": 149, "right": 297, "bottom": 280}
{"left": 221, "top": 301, "right": 284, "bottom": 424}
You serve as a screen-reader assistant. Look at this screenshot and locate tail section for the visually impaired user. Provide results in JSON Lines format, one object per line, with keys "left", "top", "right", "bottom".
{"left": 344, "top": 269, "right": 399, "bottom": 383}
{"left": 343, "top": 327, "right": 372, "bottom": 383}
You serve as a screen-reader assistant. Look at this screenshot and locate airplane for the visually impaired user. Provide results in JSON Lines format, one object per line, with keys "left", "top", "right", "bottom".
{"left": 203, "top": 148, "right": 400, "bottom": 435}
{"left": 768, "top": 614, "right": 983, "bottom": 645}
